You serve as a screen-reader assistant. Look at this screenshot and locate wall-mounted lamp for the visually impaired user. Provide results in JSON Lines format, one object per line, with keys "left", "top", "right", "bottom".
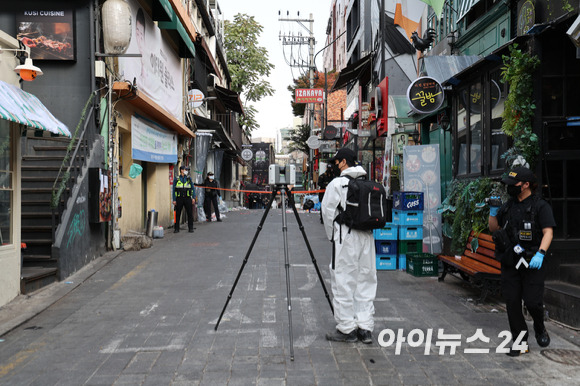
{"left": 411, "top": 128, "right": 420, "bottom": 143}
{"left": 15, "top": 57, "right": 43, "bottom": 81}
{"left": 0, "top": 47, "right": 43, "bottom": 81}
{"left": 440, "top": 115, "right": 450, "bottom": 131}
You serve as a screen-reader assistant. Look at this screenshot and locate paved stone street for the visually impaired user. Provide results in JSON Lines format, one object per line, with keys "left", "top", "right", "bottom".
{"left": 0, "top": 208, "right": 579, "bottom": 385}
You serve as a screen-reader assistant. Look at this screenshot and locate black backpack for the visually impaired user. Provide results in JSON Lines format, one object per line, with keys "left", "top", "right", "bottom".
{"left": 335, "top": 176, "right": 388, "bottom": 230}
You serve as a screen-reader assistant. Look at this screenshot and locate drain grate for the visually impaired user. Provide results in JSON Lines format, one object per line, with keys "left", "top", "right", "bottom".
{"left": 541, "top": 349, "right": 580, "bottom": 366}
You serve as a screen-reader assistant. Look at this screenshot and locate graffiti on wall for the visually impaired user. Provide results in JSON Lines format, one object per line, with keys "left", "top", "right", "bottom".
{"left": 66, "top": 209, "right": 86, "bottom": 248}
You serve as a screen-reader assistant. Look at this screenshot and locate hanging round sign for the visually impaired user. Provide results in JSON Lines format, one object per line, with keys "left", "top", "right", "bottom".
{"left": 306, "top": 135, "right": 321, "bottom": 149}
{"left": 406, "top": 76, "right": 444, "bottom": 114}
{"left": 188, "top": 89, "right": 205, "bottom": 109}
{"left": 241, "top": 148, "right": 253, "bottom": 161}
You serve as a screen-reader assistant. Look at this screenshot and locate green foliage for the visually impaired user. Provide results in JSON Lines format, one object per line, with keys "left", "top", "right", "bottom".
{"left": 439, "top": 178, "right": 505, "bottom": 254}
{"left": 288, "top": 124, "right": 311, "bottom": 155}
{"left": 500, "top": 44, "right": 540, "bottom": 167}
{"left": 224, "top": 14, "right": 275, "bottom": 135}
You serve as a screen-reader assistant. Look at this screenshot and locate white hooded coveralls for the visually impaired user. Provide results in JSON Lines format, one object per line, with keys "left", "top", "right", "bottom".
{"left": 321, "top": 165, "right": 377, "bottom": 333}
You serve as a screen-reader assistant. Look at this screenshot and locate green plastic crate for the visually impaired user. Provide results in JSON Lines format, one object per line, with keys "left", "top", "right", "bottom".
{"left": 406, "top": 253, "right": 438, "bottom": 277}
{"left": 399, "top": 240, "right": 423, "bottom": 254}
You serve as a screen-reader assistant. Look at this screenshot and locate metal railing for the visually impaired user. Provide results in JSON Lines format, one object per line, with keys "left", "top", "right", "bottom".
{"left": 50, "top": 93, "right": 96, "bottom": 243}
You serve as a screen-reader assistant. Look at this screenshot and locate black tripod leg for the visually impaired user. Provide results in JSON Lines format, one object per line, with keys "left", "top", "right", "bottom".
{"left": 280, "top": 188, "right": 294, "bottom": 361}
{"left": 215, "top": 189, "right": 277, "bottom": 330}
{"left": 287, "top": 192, "right": 334, "bottom": 315}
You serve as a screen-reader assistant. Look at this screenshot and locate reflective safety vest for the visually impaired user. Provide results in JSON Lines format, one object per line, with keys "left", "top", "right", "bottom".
{"left": 175, "top": 178, "right": 193, "bottom": 198}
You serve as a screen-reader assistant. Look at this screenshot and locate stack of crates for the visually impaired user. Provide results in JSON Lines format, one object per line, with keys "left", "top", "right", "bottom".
{"left": 392, "top": 191, "right": 424, "bottom": 270}
{"left": 373, "top": 223, "right": 398, "bottom": 270}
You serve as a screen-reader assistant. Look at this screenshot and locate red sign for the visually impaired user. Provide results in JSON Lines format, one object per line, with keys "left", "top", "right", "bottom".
{"left": 295, "top": 88, "right": 324, "bottom": 103}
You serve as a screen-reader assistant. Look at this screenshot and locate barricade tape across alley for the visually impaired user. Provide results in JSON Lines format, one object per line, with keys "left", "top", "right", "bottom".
{"left": 196, "top": 186, "right": 325, "bottom": 195}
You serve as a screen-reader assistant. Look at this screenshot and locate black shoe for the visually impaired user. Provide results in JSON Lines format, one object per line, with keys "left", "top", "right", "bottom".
{"left": 326, "top": 329, "right": 358, "bottom": 343}
{"left": 188, "top": 229, "right": 194, "bottom": 233}
{"left": 506, "top": 344, "right": 529, "bottom": 357}
{"left": 174, "top": 228, "right": 179, "bottom": 233}
{"left": 536, "top": 329, "right": 550, "bottom": 347}
{"left": 217, "top": 219, "right": 222, "bottom": 222}
{"left": 357, "top": 328, "right": 372, "bottom": 344}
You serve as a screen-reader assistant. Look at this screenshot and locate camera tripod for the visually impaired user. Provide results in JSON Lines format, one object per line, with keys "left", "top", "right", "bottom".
{"left": 215, "top": 185, "right": 334, "bottom": 360}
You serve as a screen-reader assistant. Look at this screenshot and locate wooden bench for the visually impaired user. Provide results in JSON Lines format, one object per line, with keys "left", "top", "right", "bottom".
{"left": 437, "top": 231, "right": 501, "bottom": 303}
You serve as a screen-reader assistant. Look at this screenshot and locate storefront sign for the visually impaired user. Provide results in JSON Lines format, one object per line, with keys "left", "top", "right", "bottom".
{"left": 131, "top": 115, "right": 177, "bottom": 163}
{"left": 319, "top": 140, "right": 336, "bottom": 153}
{"left": 119, "top": 0, "right": 183, "bottom": 121}
{"left": 16, "top": 9, "right": 75, "bottom": 60}
{"left": 407, "top": 77, "right": 444, "bottom": 114}
{"left": 517, "top": 0, "right": 535, "bottom": 35}
{"left": 295, "top": 88, "right": 324, "bottom": 103}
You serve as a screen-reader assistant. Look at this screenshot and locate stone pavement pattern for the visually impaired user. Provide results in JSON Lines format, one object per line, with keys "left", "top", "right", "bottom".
{"left": 0, "top": 209, "right": 579, "bottom": 385}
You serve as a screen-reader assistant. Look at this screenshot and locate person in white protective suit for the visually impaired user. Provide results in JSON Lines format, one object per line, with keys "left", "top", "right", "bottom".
{"left": 321, "top": 147, "right": 377, "bottom": 344}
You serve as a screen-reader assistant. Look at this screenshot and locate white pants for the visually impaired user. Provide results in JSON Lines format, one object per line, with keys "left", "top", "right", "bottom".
{"left": 330, "top": 227, "right": 377, "bottom": 333}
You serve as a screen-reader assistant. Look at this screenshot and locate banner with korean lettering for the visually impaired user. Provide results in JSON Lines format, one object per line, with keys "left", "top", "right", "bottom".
{"left": 118, "top": 0, "right": 183, "bottom": 121}
{"left": 295, "top": 88, "right": 324, "bottom": 104}
{"left": 403, "top": 144, "right": 442, "bottom": 254}
{"left": 131, "top": 115, "right": 177, "bottom": 163}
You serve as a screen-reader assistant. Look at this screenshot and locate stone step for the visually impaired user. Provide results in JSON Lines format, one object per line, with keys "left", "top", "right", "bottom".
{"left": 544, "top": 280, "right": 580, "bottom": 329}
{"left": 20, "top": 267, "right": 58, "bottom": 294}
{"left": 560, "top": 264, "right": 580, "bottom": 285}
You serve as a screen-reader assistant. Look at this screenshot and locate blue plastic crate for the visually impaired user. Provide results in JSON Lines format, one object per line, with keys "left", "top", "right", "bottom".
{"left": 398, "top": 255, "right": 407, "bottom": 271}
{"left": 375, "top": 240, "right": 397, "bottom": 255}
{"left": 374, "top": 223, "right": 398, "bottom": 240}
{"left": 376, "top": 254, "right": 397, "bottom": 270}
{"left": 399, "top": 225, "right": 424, "bottom": 240}
{"left": 393, "top": 191, "right": 424, "bottom": 211}
{"left": 392, "top": 209, "right": 424, "bottom": 226}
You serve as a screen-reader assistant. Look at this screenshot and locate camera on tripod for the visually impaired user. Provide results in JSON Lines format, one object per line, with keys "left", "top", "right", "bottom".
{"left": 269, "top": 164, "right": 296, "bottom": 185}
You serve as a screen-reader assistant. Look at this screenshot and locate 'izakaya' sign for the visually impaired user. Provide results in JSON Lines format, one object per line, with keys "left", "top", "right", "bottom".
{"left": 407, "top": 77, "right": 444, "bottom": 114}
{"left": 295, "top": 88, "right": 324, "bottom": 103}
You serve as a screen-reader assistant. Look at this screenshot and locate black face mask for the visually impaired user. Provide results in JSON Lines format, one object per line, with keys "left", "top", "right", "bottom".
{"left": 507, "top": 184, "right": 522, "bottom": 198}
{"left": 332, "top": 163, "right": 341, "bottom": 176}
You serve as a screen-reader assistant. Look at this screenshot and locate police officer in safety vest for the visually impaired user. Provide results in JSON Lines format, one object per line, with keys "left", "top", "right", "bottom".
{"left": 173, "top": 165, "right": 196, "bottom": 233}
{"left": 488, "top": 166, "right": 556, "bottom": 357}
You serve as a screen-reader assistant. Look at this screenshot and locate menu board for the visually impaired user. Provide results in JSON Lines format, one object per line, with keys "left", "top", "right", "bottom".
{"left": 403, "top": 144, "right": 442, "bottom": 254}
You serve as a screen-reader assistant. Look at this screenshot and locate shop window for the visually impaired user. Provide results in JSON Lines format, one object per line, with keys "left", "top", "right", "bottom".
{"left": 455, "top": 71, "right": 508, "bottom": 178}
{"left": 490, "top": 71, "right": 508, "bottom": 171}
{"left": 0, "top": 120, "right": 13, "bottom": 245}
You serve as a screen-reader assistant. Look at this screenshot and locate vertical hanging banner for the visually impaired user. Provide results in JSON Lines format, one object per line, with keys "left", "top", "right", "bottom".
{"left": 131, "top": 115, "right": 177, "bottom": 163}
{"left": 403, "top": 144, "right": 442, "bottom": 254}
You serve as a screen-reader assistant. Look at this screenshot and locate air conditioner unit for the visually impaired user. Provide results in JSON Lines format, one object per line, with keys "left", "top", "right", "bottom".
{"left": 567, "top": 15, "right": 580, "bottom": 48}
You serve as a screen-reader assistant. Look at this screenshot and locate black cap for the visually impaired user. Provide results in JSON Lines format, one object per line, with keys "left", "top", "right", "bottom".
{"left": 329, "top": 148, "right": 357, "bottom": 164}
{"left": 502, "top": 167, "right": 537, "bottom": 185}
{"left": 207, "top": 171, "right": 214, "bottom": 176}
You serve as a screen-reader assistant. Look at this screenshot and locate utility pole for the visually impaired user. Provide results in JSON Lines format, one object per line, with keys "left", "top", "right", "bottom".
{"left": 279, "top": 12, "right": 316, "bottom": 188}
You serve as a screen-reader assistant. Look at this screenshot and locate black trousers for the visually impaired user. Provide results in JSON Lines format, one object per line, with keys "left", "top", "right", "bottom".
{"left": 204, "top": 195, "right": 220, "bottom": 220}
{"left": 175, "top": 196, "right": 194, "bottom": 231}
{"left": 501, "top": 263, "right": 546, "bottom": 343}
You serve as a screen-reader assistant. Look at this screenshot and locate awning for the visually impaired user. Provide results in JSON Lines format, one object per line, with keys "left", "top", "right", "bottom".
{"left": 0, "top": 80, "right": 70, "bottom": 136}
{"left": 152, "top": 0, "right": 173, "bottom": 22}
{"left": 214, "top": 85, "right": 244, "bottom": 115}
{"left": 158, "top": 11, "right": 196, "bottom": 58}
{"left": 332, "top": 54, "right": 372, "bottom": 91}
{"left": 193, "top": 114, "right": 236, "bottom": 151}
{"left": 442, "top": 35, "right": 531, "bottom": 86}
{"left": 457, "top": 0, "right": 482, "bottom": 21}
{"left": 113, "top": 81, "right": 194, "bottom": 138}
{"left": 389, "top": 95, "right": 414, "bottom": 124}
{"left": 420, "top": 55, "right": 481, "bottom": 85}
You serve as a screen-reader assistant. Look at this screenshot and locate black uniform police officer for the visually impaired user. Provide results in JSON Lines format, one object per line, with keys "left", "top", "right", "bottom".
{"left": 173, "top": 166, "right": 196, "bottom": 233}
{"left": 488, "top": 166, "right": 556, "bottom": 356}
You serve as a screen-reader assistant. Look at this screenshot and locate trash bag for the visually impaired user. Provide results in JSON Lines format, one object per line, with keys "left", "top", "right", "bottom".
{"left": 218, "top": 196, "right": 228, "bottom": 214}
{"left": 303, "top": 199, "right": 315, "bottom": 210}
